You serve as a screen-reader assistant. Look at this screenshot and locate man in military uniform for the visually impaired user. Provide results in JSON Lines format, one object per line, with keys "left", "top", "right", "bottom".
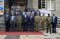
{"left": 41, "top": 13, "right": 46, "bottom": 31}
{"left": 16, "top": 11, "right": 22, "bottom": 31}
{"left": 46, "top": 14, "right": 51, "bottom": 33}
{"left": 34, "top": 12, "right": 41, "bottom": 32}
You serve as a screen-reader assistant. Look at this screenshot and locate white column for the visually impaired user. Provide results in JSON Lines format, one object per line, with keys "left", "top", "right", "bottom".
{"left": 50, "top": 0, "right": 51, "bottom": 15}
{"left": 50, "top": 0, "right": 51, "bottom": 10}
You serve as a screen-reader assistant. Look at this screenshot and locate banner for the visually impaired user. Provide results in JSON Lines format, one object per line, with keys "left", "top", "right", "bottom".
{"left": 0, "top": 0, "right": 4, "bottom": 15}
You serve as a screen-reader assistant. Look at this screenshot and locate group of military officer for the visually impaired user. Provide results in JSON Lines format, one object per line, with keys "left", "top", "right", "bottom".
{"left": 4, "top": 6, "right": 57, "bottom": 33}
{"left": 35, "top": 13, "right": 57, "bottom": 34}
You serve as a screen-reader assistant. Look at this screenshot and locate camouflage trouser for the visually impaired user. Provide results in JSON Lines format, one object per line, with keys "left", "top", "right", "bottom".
{"left": 35, "top": 22, "right": 40, "bottom": 31}
{"left": 16, "top": 23, "right": 21, "bottom": 31}
{"left": 46, "top": 23, "right": 51, "bottom": 33}
{"left": 41, "top": 22, "right": 46, "bottom": 31}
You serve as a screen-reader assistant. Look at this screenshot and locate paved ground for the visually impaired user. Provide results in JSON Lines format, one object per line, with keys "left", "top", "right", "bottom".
{"left": 0, "top": 28, "right": 60, "bottom": 39}
{"left": 20, "top": 28, "right": 60, "bottom": 39}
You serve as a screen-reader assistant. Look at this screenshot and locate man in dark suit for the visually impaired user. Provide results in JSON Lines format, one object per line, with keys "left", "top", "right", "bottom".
{"left": 4, "top": 9, "right": 10, "bottom": 32}
{"left": 51, "top": 14, "right": 57, "bottom": 33}
{"left": 10, "top": 12, "right": 16, "bottom": 32}
{"left": 29, "top": 13, "right": 35, "bottom": 32}
{"left": 22, "top": 12, "right": 28, "bottom": 32}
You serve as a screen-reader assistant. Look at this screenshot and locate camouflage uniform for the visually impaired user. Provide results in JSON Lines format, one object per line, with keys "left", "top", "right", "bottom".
{"left": 46, "top": 16, "right": 51, "bottom": 33}
{"left": 16, "top": 15, "right": 22, "bottom": 31}
{"left": 35, "top": 15, "right": 41, "bottom": 31}
{"left": 41, "top": 16, "right": 46, "bottom": 31}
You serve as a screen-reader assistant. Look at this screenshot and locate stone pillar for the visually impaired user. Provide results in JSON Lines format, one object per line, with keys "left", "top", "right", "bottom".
{"left": 27, "top": 0, "right": 33, "bottom": 8}
{"left": 56, "top": 0, "right": 60, "bottom": 18}
{"left": 32, "top": 0, "right": 38, "bottom": 9}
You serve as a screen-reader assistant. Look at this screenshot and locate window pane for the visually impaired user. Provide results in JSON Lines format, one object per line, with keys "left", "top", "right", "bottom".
{"left": 42, "top": 6, "right": 45, "bottom": 8}
{"left": 38, "top": 0, "right": 45, "bottom": 9}
{"left": 42, "top": 2, "right": 45, "bottom": 4}
{"left": 38, "top": 0, "right": 41, "bottom": 9}
{"left": 42, "top": 4, "right": 45, "bottom": 6}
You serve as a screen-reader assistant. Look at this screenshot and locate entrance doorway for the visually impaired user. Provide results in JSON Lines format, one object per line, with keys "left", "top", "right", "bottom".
{"left": 5, "top": 0, "right": 28, "bottom": 10}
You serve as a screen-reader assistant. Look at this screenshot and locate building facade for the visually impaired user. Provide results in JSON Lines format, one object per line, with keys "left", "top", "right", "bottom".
{"left": 4, "top": 0, "right": 60, "bottom": 18}
{"left": 27, "top": 0, "right": 60, "bottom": 18}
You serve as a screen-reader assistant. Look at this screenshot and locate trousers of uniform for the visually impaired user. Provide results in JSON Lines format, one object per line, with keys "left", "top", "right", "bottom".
{"left": 41, "top": 22, "right": 46, "bottom": 31}
{"left": 52, "top": 23, "right": 56, "bottom": 33}
{"left": 46, "top": 23, "right": 51, "bottom": 33}
{"left": 16, "top": 23, "right": 21, "bottom": 31}
{"left": 35, "top": 22, "right": 40, "bottom": 31}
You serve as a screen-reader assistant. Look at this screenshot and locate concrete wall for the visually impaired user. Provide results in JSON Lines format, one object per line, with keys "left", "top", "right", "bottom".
{"left": 27, "top": 0, "right": 33, "bottom": 8}
{"left": 32, "top": 0, "right": 38, "bottom": 9}
{"left": 27, "top": 0, "right": 38, "bottom": 9}
{"left": 56, "top": 0, "right": 60, "bottom": 18}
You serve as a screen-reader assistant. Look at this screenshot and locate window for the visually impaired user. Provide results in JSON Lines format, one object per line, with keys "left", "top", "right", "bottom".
{"left": 38, "top": 0, "right": 45, "bottom": 9}
{"left": 47, "top": 0, "right": 55, "bottom": 10}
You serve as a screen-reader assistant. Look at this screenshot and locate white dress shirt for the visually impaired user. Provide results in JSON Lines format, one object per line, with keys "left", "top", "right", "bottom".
{"left": 53, "top": 16, "right": 55, "bottom": 22}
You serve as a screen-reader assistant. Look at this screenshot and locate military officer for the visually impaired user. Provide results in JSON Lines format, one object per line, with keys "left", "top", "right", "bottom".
{"left": 46, "top": 14, "right": 51, "bottom": 33}
{"left": 41, "top": 13, "right": 46, "bottom": 31}
{"left": 34, "top": 12, "right": 41, "bottom": 32}
{"left": 16, "top": 11, "right": 22, "bottom": 31}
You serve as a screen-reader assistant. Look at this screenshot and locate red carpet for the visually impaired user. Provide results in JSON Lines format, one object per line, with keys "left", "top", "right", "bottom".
{"left": 0, "top": 32, "right": 43, "bottom": 35}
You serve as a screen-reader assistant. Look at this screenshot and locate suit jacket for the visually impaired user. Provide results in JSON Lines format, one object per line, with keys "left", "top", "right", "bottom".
{"left": 4, "top": 13, "right": 10, "bottom": 21}
{"left": 51, "top": 16, "right": 57, "bottom": 24}
{"left": 29, "top": 15, "right": 34, "bottom": 24}
{"left": 10, "top": 15, "right": 16, "bottom": 23}
{"left": 22, "top": 14, "right": 28, "bottom": 23}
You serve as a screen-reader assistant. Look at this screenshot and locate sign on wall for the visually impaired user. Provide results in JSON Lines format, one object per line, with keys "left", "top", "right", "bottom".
{"left": 0, "top": 0, "right": 4, "bottom": 15}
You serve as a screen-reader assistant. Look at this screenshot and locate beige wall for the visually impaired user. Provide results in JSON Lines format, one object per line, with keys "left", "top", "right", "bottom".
{"left": 32, "top": 0, "right": 38, "bottom": 9}
{"left": 27, "top": 0, "right": 38, "bottom": 9}
{"left": 56, "top": 0, "right": 60, "bottom": 18}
